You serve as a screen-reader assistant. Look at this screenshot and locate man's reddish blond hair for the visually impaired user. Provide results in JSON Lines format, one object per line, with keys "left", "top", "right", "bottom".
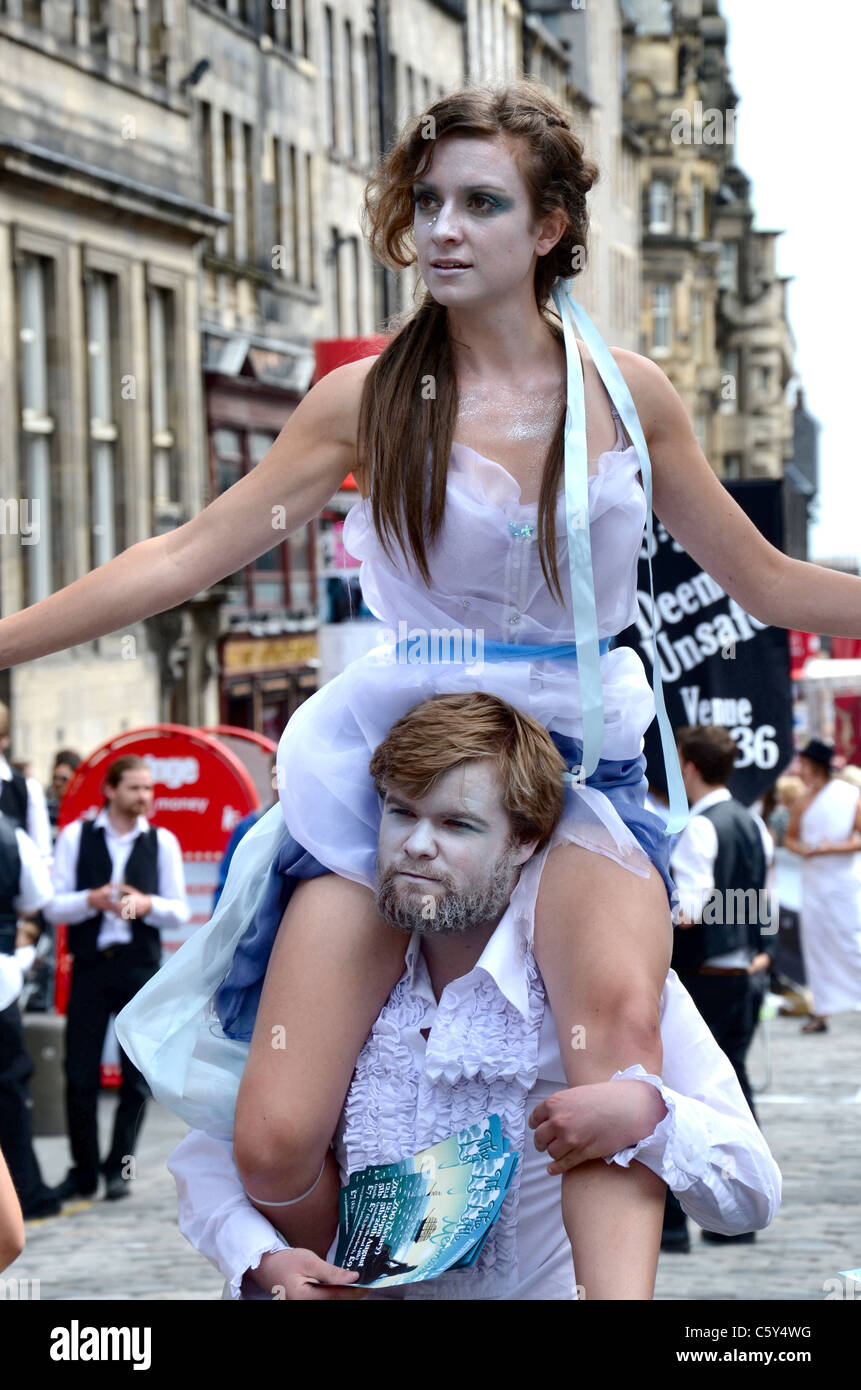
{"left": 369, "top": 692, "right": 567, "bottom": 852}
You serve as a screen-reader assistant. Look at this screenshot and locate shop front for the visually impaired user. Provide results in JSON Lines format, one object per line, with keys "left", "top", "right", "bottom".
{"left": 219, "top": 632, "right": 320, "bottom": 743}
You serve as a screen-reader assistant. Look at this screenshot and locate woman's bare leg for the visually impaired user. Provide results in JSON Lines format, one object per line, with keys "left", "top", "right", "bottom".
{"left": 233, "top": 872, "right": 408, "bottom": 1257}
{"left": 533, "top": 841, "right": 673, "bottom": 1300}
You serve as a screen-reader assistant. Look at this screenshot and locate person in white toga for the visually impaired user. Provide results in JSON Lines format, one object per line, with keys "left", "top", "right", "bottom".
{"left": 785, "top": 738, "right": 861, "bottom": 1033}
{"left": 167, "top": 693, "right": 781, "bottom": 1301}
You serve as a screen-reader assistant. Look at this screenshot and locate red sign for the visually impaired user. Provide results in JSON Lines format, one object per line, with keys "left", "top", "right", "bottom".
{"left": 313, "top": 335, "right": 388, "bottom": 385}
{"left": 54, "top": 725, "right": 260, "bottom": 1014}
{"left": 313, "top": 336, "right": 389, "bottom": 492}
{"left": 788, "top": 629, "right": 821, "bottom": 680}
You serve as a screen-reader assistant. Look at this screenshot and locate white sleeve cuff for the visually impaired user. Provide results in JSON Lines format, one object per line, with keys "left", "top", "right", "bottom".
{"left": 603, "top": 1063, "right": 713, "bottom": 1191}
{"left": 231, "top": 1238, "right": 291, "bottom": 1301}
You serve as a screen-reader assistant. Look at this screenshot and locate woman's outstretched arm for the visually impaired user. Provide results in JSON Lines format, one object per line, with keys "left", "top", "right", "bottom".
{"left": 620, "top": 347, "right": 861, "bottom": 639}
{"left": 232, "top": 873, "right": 408, "bottom": 1258}
{"left": 0, "top": 359, "right": 373, "bottom": 669}
{"left": 533, "top": 841, "right": 672, "bottom": 1300}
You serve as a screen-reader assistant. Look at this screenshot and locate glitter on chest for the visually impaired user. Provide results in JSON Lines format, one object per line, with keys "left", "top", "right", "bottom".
{"left": 455, "top": 384, "right": 565, "bottom": 446}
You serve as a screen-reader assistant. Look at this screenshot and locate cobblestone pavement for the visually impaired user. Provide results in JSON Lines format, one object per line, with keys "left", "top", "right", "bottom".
{"left": 6, "top": 1009, "right": 860, "bottom": 1302}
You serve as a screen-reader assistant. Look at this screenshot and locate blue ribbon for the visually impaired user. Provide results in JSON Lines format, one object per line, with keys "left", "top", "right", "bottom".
{"left": 392, "top": 637, "right": 612, "bottom": 663}
{"left": 550, "top": 280, "right": 689, "bottom": 834}
{"left": 549, "top": 281, "right": 605, "bottom": 789}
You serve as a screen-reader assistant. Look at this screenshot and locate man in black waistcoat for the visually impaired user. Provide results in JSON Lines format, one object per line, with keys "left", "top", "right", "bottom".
{"left": 0, "top": 701, "right": 52, "bottom": 858}
{"left": 663, "top": 724, "right": 776, "bottom": 1251}
{"left": 42, "top": 756, "right": 189, "bottom": 1202}
{"left": 0, "top": 809, "right": 58, "bottom": 1216}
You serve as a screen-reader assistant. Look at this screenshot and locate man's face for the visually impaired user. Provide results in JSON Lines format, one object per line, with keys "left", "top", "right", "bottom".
{"left": 375, "top": 759, "right": 538, "bottom": 936}
{"left": 105, "top": 770, "right": 154, "bottom": 817}
{"left": 677, "top": 748, "right": 699, "bottom": 800}
{"left": 51, "top": 763, "right": 75, "bottom": 799}
{"left": 797, "top": 756, "right": 823, "bottom": 791}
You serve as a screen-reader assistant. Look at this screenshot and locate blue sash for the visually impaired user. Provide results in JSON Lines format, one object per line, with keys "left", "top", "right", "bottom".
{"left": 549, "top": 280, "right": 689, "bottom": 834}
{"left": 393, "top": 637, "right": 612, "bottom": 663}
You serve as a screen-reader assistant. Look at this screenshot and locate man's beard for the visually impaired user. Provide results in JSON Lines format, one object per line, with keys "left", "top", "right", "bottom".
{"left": 375, "top": 845, "right": 522, "bottom": 936}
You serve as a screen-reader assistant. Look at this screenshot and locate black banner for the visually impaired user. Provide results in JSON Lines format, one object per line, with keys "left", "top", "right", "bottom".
{"left": 616, "top": 480, "right": 793, "bottom": 808}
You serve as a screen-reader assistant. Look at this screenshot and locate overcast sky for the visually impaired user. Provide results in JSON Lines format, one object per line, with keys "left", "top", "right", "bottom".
{"left": 720, "top": 0, "right": 861, "bottom": 563}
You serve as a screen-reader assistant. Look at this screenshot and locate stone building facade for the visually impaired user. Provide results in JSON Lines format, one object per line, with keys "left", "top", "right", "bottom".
{"left": 0, "top": 0, "right": 811, "bottom": 779}
{"left": 623, "top": 0, "right": 809, "bottom": 524}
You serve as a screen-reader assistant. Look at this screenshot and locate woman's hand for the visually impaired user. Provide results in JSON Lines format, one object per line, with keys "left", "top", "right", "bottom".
{"left": 252, "top": 1247, "right": 366, "bottom": 1300}
{"left": 528, "top": 1079, "right": 668, "bottom": 1176}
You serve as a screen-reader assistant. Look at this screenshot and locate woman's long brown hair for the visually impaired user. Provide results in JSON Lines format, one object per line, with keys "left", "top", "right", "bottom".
{"left": 357, "top": 78, "right": 600, "bottom": 605}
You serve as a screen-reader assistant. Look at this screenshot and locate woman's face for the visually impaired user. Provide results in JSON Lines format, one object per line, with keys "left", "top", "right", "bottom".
{"left": 411, "top": 132, "right": 563, "bottom": 310}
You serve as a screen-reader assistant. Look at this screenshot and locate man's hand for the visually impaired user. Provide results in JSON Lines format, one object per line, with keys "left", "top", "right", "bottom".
{"left": 87, "top": 884, "right": 118, "bottom": 912}
{"left": 748, "top": 952, "right": 771, "bottom": 974}
{"left": 111, "top": 885, "right": 153, "bottom": 920}
{"left": 15, "top": 920, "right": 40, "bottom": 948}
{"left": 528, "top": 1080, "right": 668, "bottom": 1176}
{"left": 252, "top": 1247, "right": 366, "bottom": 1300}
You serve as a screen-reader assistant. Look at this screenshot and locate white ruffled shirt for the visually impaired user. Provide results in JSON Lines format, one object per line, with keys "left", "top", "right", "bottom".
{"left": 168, "top": 852, "right": 782, "bottom": 1301}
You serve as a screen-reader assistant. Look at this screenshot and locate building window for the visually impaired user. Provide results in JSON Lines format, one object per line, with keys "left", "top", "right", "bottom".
{"left": 85, "top": 271, "right": 121, "bottom": 567}
{"left": 351, "top": 235, "right": 361, "bottom": 335}
{"left": 212, "top": 428, "right": 247, "bottom": 601}
{"left": 719, "top": 242, "right": 739, "bottom": 292}
{"left": 723, "top": 454, "right": 742, "bottom": 479}
{"left": 243, "top": 122, "right": 255, "bottom": 264}
{"left": 344, "top": 19, "right": 356, "bottom": 158}
{"left": 364, "top": 32, "right": 379, "bottom": 165}
{"left": 224, "top": 113, "right": 236, "bottom": 259}
{"left": 211, "top": 429, "right": 317, "bottom": 613}
{"left": 324, "top": 5, "right": 337, "bottom": 150}
{"left": 287, "top": 520, "right": 315, "bottom": 609}
{"left": 200, "top": 101, "right": 214, "bottom": 209}
{"left": 649, "top": 178, "right": 673, "bottom": 234}
{"left": 148, "top": 0, "right": 168, "bottom": 81}
{"left": 388, "top": 52, "right": 398, "bottom": 139}
{"left": 305, "top": 152, "right": 316, "bottom": 289}
{"left": 270, "top": 132, "right": 282, "bottom": 271}
{"left": 289, "top": 144, "right": 301, "bottom": 282}
{"left": 16, "top": 252, "right": 57, "bottom": 605}
{"left": 690, "top": 176, "right": 705, "bottom": 239}
{"left": 691, "top": 290, "right": 704, "bottom": 358}
{"left": 331, "top": 226, "right": 343, "bottom": 335}
{"left": 148, "top": 284, "right": 181, "bottom": 533}
{"left": 651, "top": 284, "right": 673, "bottom": 352}
{"left": 240, "top": 121, "right": 254, "bottom": 262}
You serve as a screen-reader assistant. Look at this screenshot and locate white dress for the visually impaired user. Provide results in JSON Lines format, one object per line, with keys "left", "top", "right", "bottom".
{"left": 276, "top": 437, "right": 659, "bottom": 891}
{"left": 798, "top": 778, "right": 861, "bottom": 1015}
{"left": 116, "top": 419, "right": 675, "bottom": 1135}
